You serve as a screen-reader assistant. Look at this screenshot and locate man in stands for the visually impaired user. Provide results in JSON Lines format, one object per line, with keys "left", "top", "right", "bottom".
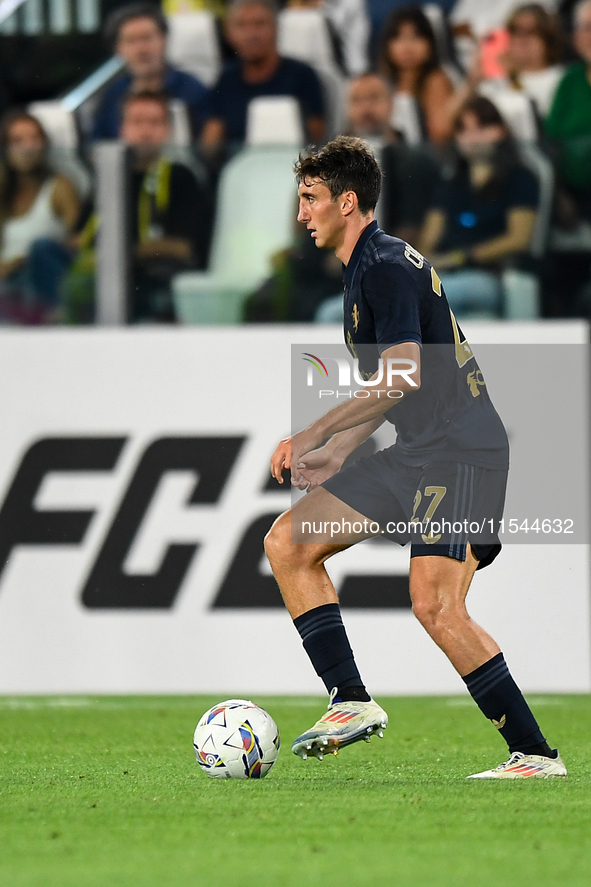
{"left": 92, "top": 2, "right": 208, "bottom": 140}
{"left": 202, "top": 0, "right": 326, "bottom": 151}
{"left": 70, "top": 93, "right": 210, "bottom": 323}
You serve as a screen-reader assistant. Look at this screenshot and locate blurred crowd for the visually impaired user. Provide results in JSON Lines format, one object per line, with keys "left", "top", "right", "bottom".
{"left": 1, "top": 0, "right": 591, "bottom": 323}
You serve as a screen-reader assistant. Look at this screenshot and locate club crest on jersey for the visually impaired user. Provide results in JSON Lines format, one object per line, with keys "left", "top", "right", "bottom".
{"left": 352, "top": 303, "right": 360, "bottom": 332}
{"left": 467, "top": 369, "right": 486, "bottom": 398}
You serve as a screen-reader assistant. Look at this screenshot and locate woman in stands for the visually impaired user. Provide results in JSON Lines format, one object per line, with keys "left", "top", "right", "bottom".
{"left": 500, "top": 4, "right": 565, "bottom": 118}
{"left": 447, "top": 5, "right": 565, "bottom": 136}
{"left": 418, "top": 95, "right": 539, "bottom": 316}
{"left": 0, "top": 111, "right": 79, "bottom": 323}
{"left": 377, "top": 5, "right": 455, "bottom": 144}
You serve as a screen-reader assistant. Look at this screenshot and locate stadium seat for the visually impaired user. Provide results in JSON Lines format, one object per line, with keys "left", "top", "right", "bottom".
{"left": 316, "top": 66, "right": 347, "bottom": 140}
{"left": 169, "top": 99, "right": 192, "bottom": 147}
{"left": 166, "top": 12, "right": 221, "bottom": 87}
{"left": 518, "top": 143, "right": 554, "bottom": 261}
{"left": 246, "top": 96, "right": 305, "bottom": 146}
{"left": 173, "top": 146, "right": 299, "bottom": 324}
{"left": 478, "top": 84, "right": 539, "bottom": 142}
{"left": 28, "top": 100, "right": 78, "bottom": 149}
{"left": 27, "top": 101, "right": 91, "bottom": 198}
{"left": 500, "top": 144, "right": 554, "bottom": 319}
{"left": 423, "top": 2, "right": 463, "bottom": 81}
{"left": 48, "top": 147, "right": 92, "bottom": 199}
{"left": 277, "top": 7, "right": 346, "bottom": 138}
{"left": 390, "top": 93, "right": 423, "bottom": 145}
{"left": 277, "top": 9, "right": 337, "bottom": 71}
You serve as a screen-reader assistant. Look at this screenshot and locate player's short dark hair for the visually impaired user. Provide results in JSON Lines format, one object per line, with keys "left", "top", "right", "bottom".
{"left": 104, "top": 2, "right": 168, "bottom": 47}
{"left": 294, "top": 136, "right": 382, "bottom": 214}
{"left": 122, "top": 91, "right": 171, "bottom": 122}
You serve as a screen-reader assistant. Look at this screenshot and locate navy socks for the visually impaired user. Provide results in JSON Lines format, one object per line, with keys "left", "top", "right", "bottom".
{"left": 293, "top": 603, "right": 370, "bottom": 702}
{"left": 463, "top": 652, "right": 553, "bottom": 756}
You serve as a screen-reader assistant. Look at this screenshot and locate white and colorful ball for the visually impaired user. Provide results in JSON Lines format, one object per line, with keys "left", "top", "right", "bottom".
{"left": 193, "top": 699, "right": 280, "bottom": 779}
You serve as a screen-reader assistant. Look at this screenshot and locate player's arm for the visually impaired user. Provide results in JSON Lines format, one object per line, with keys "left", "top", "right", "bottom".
{"left": 136, "top": 238, "right": 192, "bottom": 261}
{"left": 295, "top": 416, "right": 386, "bottom": 491}
{"left": 469, "top": 208, "right": 536, "bottom": 263}
{"left": 201, "top": 118, "right": 225, "bottom": 149}
{"left": 270, "top": 414, "right": 384, "bottom": 487}
{"left": 289, "top": 341, "right": 420, "bottom": 486}
{"left": 51, "top": 175, "right": 81, "bottom": 232}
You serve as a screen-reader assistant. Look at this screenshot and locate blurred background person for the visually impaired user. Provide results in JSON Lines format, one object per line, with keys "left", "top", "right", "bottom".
{"left": 0, "top": 111, "right": 79, "bottom": 324}
{"left": 451, "top": 0, "right": 561, "bottom": 43}
{"left": 202, "top": 0, "right": 325, "bottom": 153}
{"left": 501, "top": 4, "right": 565, "bottom": 116}
{"left": 285, "top": 0, "right": 371, "bottom": 76}
{"left": 445, "top": 4, "right": 565, "bottom": 141}
{"left": 378, "top": 5, "right": 455, "bottom": 144}
{"left": 68, "top": 92, "right": 211, "bottom": 323}
{"left": 92, "top": 3, "right": 208, "bottom": 141}
{"left": 418, "top": 96, "right": 539, "bottom": 316}
{"left": 546, "top": 0, "right": 591, "bottom": 220}
{"left": 367, "top": 0, "right": 457, "bottom": 63}
{"left": 345, "top": 72, "right": 439, "bottom": 243}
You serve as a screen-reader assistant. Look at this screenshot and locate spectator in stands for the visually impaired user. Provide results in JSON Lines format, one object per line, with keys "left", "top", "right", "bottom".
{"left": 0, "top": 110, "right": 79, "bottom": 323}
{"left": 546, "top": 0, "right": 591, "bottom": 220}
{"left": 345, "top": 72, "right": 439, "bottom": 242}
{"left": 418, "top": 96, "right": 539, "bottom": 315}
{"left": 69, "top": 93, "right": 211, "bottom": 323}
{"left": 201, "top": 0, "right": 325, "bottom": 151}
{"left": 378, "top": 5, "right": 455, "bottom": 144}
{"left": 502, "top": 4, "right": 565, "bottom": 116}
{"left": 450, "top": 0, "right": 561, "bottom": 41}
{"left": 285, "top": 0, "right": 370, "bottom": 76}
{"left": 92, "top": 3, "right": 208, "bottom": 140}
{"left": 450, "top": 4, "right": 565, "bottom": 128}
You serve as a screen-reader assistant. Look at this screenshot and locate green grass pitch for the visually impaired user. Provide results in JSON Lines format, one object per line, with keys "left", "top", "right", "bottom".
{"left": 1, "top": 695, "right": 591, "bottom": 887}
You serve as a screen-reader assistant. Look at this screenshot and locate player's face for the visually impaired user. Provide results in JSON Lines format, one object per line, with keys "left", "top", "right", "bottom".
{"left": 121, "top": 101, "right": 170, "bottom": 158}
{"left": 116, "top": 17, "right": 167, "bottom": 78}
{"left": 387, "top": 23, "right": 431, "bottom": 72}
{"left": 6, "top": 118, "right": 46, "bottom": 173}
{"left": 574, "top": 5, "right": 591, "bottom": 64}
{"left": 297, "top": 178, "right": 345, "bottom": 250}
{"left": 347, "top": 76, "right": 393, "bottom": 136}
{"left": 227, "top": 2, "right": 277, "bottom": 63}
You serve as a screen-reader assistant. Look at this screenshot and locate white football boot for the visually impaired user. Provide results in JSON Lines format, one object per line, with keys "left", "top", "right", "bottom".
{"left": 292, "top": 688, "right": 388, "bottom": 760}
{"left": 467, "top": 750, "right": 567, "bottom": 779}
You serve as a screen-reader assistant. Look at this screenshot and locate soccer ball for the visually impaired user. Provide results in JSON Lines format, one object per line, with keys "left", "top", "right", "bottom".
{"left": 193, "top": 699, "right": 280, "bottom": 779}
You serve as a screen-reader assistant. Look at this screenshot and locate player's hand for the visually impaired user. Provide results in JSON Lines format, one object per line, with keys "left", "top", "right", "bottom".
{"left": 290, "top": 428, "right": 324, "bottom": 488}
{"left": 270, "top": 437, "right": 291, "bottom": 483}
{"left": 296, "top": 446, "right": 344, "bottom": 491}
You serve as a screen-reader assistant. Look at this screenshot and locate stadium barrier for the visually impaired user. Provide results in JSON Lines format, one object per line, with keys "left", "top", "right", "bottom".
{"left": 0, "top": 322, "right": 588, "bottom": 694}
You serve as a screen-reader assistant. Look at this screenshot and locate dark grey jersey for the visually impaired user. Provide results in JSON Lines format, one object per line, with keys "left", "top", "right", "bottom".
{"left": 343, "top": 221, "right": 509, "bottom": 469}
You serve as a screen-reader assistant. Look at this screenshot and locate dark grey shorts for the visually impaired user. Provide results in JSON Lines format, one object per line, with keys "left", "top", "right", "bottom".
{"left": 322, "top": 448, "right": 507, "bottom": 570}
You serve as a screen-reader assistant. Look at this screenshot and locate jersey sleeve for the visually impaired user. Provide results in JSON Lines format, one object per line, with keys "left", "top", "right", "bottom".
{"left": 361, "top": 261, "right": 422, "bottom": 351}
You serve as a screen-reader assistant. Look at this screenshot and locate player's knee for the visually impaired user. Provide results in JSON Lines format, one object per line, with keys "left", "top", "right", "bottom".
{"left": 411, "top": 594, "right": 441, "bottom": 633}
{"left": 264, "top": 515, "right": 289, "bottom": 563}
{"left": 264, "top": 512, "right": 302, "bottom": 568}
